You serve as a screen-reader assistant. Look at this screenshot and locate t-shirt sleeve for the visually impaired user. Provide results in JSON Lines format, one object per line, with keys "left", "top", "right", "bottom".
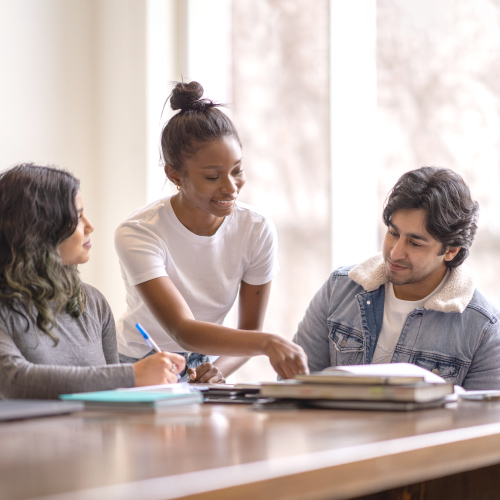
{"left": 115, "top": 221, "right": 168, "bottom": 286}
{"left": 242, "top": 216, "right": 279, "bottom": 286}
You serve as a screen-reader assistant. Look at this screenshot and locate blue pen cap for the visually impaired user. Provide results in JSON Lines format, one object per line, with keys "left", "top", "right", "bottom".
{"left": 135, "top": 323, "right": 153, "bottom": 348}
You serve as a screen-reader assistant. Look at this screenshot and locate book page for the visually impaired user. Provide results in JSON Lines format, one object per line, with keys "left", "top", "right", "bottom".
{"left": 324, "top": 363, "right": 445, "bottom": 383}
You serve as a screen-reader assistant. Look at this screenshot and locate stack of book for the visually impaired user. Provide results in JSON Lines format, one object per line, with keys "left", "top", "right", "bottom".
{"left": 256, "top": 363, "right": 455, "bottom": 411}
{"left": 192, "top": 383, "right": 261, "bottom": 403}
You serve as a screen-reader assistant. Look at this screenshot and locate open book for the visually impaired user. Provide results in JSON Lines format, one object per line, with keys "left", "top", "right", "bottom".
{"left": 295, "top": 362, "right": 446, "bottom": 385}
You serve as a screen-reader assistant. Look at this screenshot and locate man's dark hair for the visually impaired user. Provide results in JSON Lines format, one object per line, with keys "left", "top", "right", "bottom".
{"left": 382, "top": 166, "right": 479, "bottom": 268}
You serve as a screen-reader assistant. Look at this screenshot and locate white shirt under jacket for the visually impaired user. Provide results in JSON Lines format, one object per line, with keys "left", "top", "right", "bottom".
{"left": 114, "top": 196, "right": 279, "bottom": 358}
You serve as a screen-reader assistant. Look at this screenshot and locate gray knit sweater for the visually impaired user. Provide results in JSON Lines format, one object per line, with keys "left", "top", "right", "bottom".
{"left": 0, "top": 283, "right": 135, "bottom": 399}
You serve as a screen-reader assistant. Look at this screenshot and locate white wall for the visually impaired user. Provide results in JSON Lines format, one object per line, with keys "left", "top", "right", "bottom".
{"left": 0, "top": 1, "right": 96, "bottom": 173}
{"left": 0, "top": 0, "right": 184, "bottom": 317}
{"left": 330, "top": 0, "right": 379, "bottom": 268}
{"left": 89, "top": 0, "right": 149, "bottom": 316}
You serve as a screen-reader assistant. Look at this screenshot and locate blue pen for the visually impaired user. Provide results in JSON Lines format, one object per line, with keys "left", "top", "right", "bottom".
{"left": 135, "top": 322, "right": 161, "bottom": 353}
{"left": 135, "top": 323, "right": 181, "bottom": 380}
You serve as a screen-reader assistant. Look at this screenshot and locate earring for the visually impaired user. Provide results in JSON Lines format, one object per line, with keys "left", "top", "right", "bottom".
{"left": 176, "top": 184, "right": 181, "bottom": 192}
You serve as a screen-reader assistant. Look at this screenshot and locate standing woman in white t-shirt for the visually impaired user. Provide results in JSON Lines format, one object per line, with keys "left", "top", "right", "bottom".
{"left": 115, "top": 81, "right": 308, "bottom": 382}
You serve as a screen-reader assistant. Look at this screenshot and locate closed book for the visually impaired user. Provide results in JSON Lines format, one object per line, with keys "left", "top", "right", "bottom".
{"left": 302, "top": 399, "right": 449, "bottom": 411}
{"left": 60, "top": 389, "right": 203, "bottom": 412}
{"left": 258, "top": 380, "right": 454, "bottom": 403}
{"left": 0, "top": 400, "right": 84, "bottom": 421}
{"left": 253, "top": 398, "right": 449, "bottom": 412}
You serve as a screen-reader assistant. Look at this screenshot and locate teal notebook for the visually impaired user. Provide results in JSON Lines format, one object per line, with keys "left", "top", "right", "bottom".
{"left": 60, "top": 389, "right": 203, "bottom": 412}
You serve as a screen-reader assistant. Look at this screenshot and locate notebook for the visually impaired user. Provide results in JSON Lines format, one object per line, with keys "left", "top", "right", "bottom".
{"left": 60, "top": 388, "right": 203, "bottom": 412}
{"left": 0, "top": 399, "right": 84, "bottom": 422}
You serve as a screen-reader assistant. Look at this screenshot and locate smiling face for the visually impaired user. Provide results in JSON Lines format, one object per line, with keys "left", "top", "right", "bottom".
{"left": 166, "top": 136, "right": 245, "bottom": 235}
{"left": 383, "top": 209, "right": 460, "bottom": 300}
{"left": 58, "top": 191, "right": 94, "bottom": 265}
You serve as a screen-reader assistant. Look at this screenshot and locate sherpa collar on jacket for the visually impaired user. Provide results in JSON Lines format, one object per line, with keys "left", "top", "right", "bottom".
{"left": 348, "top": 253, "right": 475, "bottom": 314}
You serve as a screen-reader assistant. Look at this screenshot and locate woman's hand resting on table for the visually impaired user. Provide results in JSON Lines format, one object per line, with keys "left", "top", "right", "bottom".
{"left": 187, "top": 362, "right": 225, "bottom": 384}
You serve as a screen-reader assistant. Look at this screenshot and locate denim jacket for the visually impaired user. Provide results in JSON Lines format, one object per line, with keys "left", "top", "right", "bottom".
{"left": 293, "top": 254, "right": 500, "bottom": 390}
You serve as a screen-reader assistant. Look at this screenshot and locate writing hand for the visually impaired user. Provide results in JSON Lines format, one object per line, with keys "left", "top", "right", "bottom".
{"left": 133, "top": 351, "right": 186, "bottom": 386}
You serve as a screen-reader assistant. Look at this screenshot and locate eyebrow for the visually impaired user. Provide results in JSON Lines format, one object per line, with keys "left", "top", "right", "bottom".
{"left": 200, "top": 159, "right": 243, "bottom": 170}
{"left": 389, "top": 221, "right": 430, "bottom": 243}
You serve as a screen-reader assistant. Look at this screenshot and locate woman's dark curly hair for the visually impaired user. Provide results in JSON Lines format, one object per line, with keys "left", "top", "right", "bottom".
{"left": 382, "top": 167, "right": 479, "bottom": 268}
{"left": 0, "top": 163, "right": 86, "bottom": 343}
{"left": 160, "top": 81, "right": 241, "bottom": 173}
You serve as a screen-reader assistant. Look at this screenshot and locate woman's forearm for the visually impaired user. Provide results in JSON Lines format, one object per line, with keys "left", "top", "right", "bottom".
{"left": 213, "top": 355, "right": 251, "bottom": 378}
{"left": 136, "top": 278, "right": 308, "bottom": 379}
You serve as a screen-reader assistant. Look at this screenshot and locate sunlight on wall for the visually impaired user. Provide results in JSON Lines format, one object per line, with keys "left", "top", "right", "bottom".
{"left": 330, "top": 0, "right": 379, "bottom": 269}
{"left": 377, "top": 0, "right": 500, "bottom": 307}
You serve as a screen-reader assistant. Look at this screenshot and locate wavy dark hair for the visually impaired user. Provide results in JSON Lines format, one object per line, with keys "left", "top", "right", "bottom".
{"left": 382, "top": 166, "right": 479, "bottom": 268}
{"left": 0, "top": 163, "right": 86, "bottom": 343}
{"left": 160, "top": 81, "right": 241, "bottom": 173}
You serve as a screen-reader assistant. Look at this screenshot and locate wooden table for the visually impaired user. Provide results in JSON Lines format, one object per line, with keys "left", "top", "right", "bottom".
{"left": 3, "top": 399, "right": 500, "bottom": 500}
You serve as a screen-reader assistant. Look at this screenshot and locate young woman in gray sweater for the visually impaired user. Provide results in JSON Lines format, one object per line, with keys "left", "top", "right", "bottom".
{"left": 0, "top": 164, "right": 185, "bottom": 399}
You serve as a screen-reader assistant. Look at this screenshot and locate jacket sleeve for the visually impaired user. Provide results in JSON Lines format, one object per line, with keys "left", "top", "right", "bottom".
{"left": 292, "top": 276, "right": 333, "bottom": 373}
{"left": 462, "top": 315, "right": 500, "bottom": 390}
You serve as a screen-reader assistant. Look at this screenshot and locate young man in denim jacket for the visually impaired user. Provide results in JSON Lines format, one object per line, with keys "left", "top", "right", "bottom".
{"left": 293, "top": 167, "right": 500, "bottom": 390}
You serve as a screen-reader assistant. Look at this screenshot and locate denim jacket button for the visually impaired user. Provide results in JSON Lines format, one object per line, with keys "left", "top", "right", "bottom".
{"left": 367, "top": 301, "right": 371, "bottom": 305}
{"left": 340, "top": 339, "right": 347, "bottom": 347}
{"left": 432, "top": 368, "right": 440, "bottom": 375}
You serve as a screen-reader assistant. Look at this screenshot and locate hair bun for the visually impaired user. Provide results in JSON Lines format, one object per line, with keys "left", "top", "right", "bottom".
{"left": 170, "top": 81, "right": 214, "bottom": 112}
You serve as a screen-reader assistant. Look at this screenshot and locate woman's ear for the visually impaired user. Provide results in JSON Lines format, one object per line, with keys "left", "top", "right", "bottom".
{"left": 165, "top": 165, "right": 181, "bottom": 188}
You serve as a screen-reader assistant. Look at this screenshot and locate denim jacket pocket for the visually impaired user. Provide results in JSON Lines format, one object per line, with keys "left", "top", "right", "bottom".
{"left": 409, "top": 353, "right": 464, "bottom": 383}
{"left": 328, "top": 322, "right": 364, "bottom": 365}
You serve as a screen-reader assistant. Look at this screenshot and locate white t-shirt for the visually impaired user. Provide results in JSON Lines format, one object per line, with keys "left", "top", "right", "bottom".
{"left": 372, "top": 272, "right": 450, "bottom": 364}
{"left": 114, "top": 196, "right": 279, "bottom": 358}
